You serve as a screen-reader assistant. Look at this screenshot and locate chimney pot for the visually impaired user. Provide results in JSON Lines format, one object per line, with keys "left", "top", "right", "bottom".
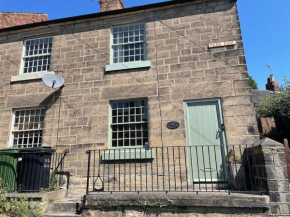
{"left": 266, "top": 74, "right": 279, "bottom": 91}
{"left": 270, "top": 74, "right": 274, "bottom": 82}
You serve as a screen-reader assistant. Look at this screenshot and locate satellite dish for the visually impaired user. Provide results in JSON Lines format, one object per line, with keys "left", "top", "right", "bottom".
{"left": 42, "top": 74, "right": 65, "bottom": 88}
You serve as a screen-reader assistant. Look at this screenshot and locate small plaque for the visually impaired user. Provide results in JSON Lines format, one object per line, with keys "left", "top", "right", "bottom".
{"left": 208, "top": 41, "right": 236, "bottom": 48}
{"left": 167, "top": 121, "right": 180, "bottom": 129}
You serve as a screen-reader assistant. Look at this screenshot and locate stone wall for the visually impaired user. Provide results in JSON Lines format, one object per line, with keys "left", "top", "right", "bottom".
{"left": 0, "top": 0, "right": 259, "bottom": 192}
{"left": 247, "top": 138, "right": 290, "bottom": 216}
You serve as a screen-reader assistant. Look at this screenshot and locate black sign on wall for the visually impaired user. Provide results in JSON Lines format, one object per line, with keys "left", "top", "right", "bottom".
{"left": 166, "top": 121, "right": 180, "bottom": 130}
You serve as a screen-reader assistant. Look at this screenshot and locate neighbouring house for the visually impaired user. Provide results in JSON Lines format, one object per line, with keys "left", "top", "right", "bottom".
{"left": 251, "top": 74, "right": 280, "bottom": 139}
{"left": 0, "top": 12, "right": 48, "bottom": 29}
{"left": 0, "top": 0, "right": 289, "bottom": 216}
{"left": 251, "top": 74, "right": 278, "bottom": 109}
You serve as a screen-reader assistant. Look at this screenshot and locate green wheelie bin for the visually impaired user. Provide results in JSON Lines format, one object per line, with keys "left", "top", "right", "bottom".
{"left": 0, "top": 148, "right": 19, "bottom": 192}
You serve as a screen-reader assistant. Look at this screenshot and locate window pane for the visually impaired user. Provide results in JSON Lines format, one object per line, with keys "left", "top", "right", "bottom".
{"left": 111, "top": 100, "right": 148, "bottom": 148}
{"left": 23, "top": 56, "right": 51, "bottom": 74}
{"left": 23, "top": 37, "right": 52, "bottom": 74}
{"left": 12, "top": 108, "right": 45, "bottom": 148}
{"left": 112, "top": 23, "right": 145, "bottom": 63}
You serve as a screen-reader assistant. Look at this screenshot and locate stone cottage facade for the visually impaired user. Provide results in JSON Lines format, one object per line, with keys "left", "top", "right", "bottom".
{"left": 0, "top": 0, "right": 259, "bottom": 192}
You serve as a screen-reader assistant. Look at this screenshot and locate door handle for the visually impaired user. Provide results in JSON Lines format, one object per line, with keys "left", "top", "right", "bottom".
{"left": 217, "top": 124, "right": 225, "bottom": 137}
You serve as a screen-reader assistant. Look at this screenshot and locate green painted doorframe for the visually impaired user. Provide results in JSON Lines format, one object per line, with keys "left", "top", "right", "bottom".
{"left": 184, "top": 98, "right": 228, "bottom": 183}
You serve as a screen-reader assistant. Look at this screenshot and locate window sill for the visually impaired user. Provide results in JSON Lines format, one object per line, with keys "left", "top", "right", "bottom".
{"left": 101, "top": 149, "right": 155, "bottom": 161}
{"left": 105, "top": 61, "right": 151, "bottom": 72}
{"left": 11, "top": 71, "right": 55, "bottom": 83}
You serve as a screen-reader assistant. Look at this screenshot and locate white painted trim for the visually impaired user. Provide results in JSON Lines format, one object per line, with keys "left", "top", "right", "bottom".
{"left": 19, "top": 39, "right": 26, "bottom": 75}
{"left": 19, "top": 36, "right": 53, "bottom": 75}
{"left": 11, "top": 71, "right": 55, "bottom": 82}
{"left": 8, "top": 111, "right": 16, "bottom": 148}
{"left": 8, "top": 107, "right": 46, "bottom": 148}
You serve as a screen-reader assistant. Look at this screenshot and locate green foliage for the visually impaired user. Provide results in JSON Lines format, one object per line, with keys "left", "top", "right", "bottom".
{"left": 41, "top": 173, "right": 60, "bottom": 192}
{"left": 48, "top": 196, "right": 55, "bottom": 203}
{"left": 48, "top": 173, "right": 59, "bottom": 190}
{"left": 256, "top": 77, "right": 290, "bottom": 137}
{"left": 138, "top": 200, "right": 168, "bottom": 208}
{"left": 226, "top": 151, "right": 242, "bottom": 163}
{"left": 249, "top": 76, "right": 258, "bottom": 89}
{"left": 0, "top": 182, "right": 42, "bottom": 217}
{"left": 256, "top": 95, "right": 277, "bottom": 118}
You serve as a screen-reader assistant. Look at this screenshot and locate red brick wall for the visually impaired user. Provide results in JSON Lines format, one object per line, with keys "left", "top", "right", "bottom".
{"left": 99, "top": 0, "right": 125, "bottom": 12}
{"left": 0, "top": 13, "right": 48, "bottom": 29}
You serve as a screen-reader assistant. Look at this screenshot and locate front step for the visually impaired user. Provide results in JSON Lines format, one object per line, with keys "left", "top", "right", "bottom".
{"left": 43, "top": 212, "right": 80, "bottom": 217}
{"left": 43, "top": 198, "right": 83, "bottom": 217}
{"left": 48, "top": 200, "right": 81, "bottom": 213}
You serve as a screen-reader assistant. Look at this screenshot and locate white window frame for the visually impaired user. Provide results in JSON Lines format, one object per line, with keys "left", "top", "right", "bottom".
{"left": 110, "top": 22, "right": 147, "bottom": 65}
{"left": 9, "top": 107, "right": 46, "bottom": 148}
{"left": 20, "top": 36, "right": 53, "bottom": 75}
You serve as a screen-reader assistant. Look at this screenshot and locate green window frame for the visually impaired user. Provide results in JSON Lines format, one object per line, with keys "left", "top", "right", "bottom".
{"left": 111, "top": 22, "right": 146, "bottom": 64}
{"left": 109, "top": 99, "right": 149, "bottom": 149}
{"left": 106, "top": 22, "right": 151, "bottom": 72}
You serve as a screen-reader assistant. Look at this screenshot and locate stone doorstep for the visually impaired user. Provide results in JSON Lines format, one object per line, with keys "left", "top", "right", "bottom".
{"left": 5, "top": 189, "right": 66, "bottom": 202}
{"left": 43, "top": 212, "right": 80, "bottom": 217}
{"left": 85, "top": 192, "right": 270, "bottom": 211}
{"left": 48, "top": 199, "right": 82, "bottom": 213}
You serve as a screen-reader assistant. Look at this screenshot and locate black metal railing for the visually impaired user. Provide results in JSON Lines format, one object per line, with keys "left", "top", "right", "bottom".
{"left": 0, "top": 149, "right": 69, "bottom": 193}
{"left": 85, "top": 145, "right": 269, "bottom": 194}
{"left": 50, "top": 149, "right": 70, "bottom": 192}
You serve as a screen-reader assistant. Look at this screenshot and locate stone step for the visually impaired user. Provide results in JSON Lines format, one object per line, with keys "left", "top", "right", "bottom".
{"left": 43, "top": 212, "right": 80, "bottom": 217}
{"left": 49, "top": 201, "right": 81, "bottom": 213}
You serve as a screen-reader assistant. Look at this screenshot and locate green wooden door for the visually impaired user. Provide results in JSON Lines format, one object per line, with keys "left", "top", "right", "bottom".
{"left": 184, "top": 99, "right": 227, "bottom": 183}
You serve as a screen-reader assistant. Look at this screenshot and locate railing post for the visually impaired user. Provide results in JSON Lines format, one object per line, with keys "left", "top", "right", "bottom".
{"left": 86, "top": 150, "right": 91, "bottom": 195}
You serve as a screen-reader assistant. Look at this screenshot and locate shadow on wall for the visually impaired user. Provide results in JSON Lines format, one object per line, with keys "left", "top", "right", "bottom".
{"left": 216, "top": 147, "right": 268, "bottom": 192}
{"left": 39, "top": 88, "right": 62, "bottom": 109}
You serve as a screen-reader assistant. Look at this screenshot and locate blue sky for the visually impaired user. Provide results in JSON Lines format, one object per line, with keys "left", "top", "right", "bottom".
{"left": 2, "top": 0, "right": 289, "bottom": 89}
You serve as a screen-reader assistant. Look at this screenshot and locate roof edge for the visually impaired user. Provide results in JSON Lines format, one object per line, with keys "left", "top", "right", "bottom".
{"left": 0, "top": 0, "right": 202, "bottom": 34}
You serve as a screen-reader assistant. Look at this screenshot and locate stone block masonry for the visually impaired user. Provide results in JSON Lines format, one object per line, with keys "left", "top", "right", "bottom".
{"left": 0, "top": 0, "right": 258, "bottom": 193}
{"left": 247, "top": 138, "right": 290, "bottom": 216}
{"left": 85, "top": 192, "right": 269, "bottom": 216}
